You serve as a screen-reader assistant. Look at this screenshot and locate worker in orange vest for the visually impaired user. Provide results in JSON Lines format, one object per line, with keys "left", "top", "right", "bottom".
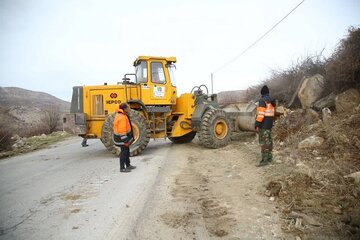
{"left": 113, "top": 103, "right": 136, "bottom": 172}
{"left": 255, "top": 85, "right": 276, "bottom": 167}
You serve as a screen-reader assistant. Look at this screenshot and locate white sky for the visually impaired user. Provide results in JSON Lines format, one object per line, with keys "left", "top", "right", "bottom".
{"left": 0, "top": 0, "right": 359, "bottom": 101}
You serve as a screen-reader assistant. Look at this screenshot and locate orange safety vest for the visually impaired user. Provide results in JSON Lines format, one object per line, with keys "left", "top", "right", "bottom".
{"left": 113, "top": 109, "right": 131, "bottom": 135}
{"left": 256, "top": 101, "right": 275, "bottom": 123}
{"left": 113, "top": 109, "right": 133, "bottom": 146}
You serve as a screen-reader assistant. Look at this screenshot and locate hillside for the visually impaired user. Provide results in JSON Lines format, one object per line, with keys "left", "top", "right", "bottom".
{"left": 0, "top": 87, "right": 69, "bottom": 112}
{"left": 0, "top": 87, "right": 70, "bottom": 142}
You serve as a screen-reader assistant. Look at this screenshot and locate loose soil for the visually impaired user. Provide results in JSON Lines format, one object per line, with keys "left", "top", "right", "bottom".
{"left": 131, "top": 136, "right": 288, "bottom": 239}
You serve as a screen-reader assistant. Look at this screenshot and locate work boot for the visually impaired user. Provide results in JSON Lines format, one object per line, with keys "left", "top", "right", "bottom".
{"left": 127, "top": 165, "right": 136, "bottom": 170}
{"left": 256, "top": 160, "right": 269, "bottom": 167}
{"left": 120, "top": 168, "right": 131, "bottom": 173}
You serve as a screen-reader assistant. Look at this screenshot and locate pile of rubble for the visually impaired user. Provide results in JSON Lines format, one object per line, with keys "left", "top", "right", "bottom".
{"left": 270, "top": 74, "right": 360, "bottom": 239}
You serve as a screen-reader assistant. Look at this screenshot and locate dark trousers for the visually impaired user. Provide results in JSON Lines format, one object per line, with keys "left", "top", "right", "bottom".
{"left": 120, "top": 146, "right": 131, "bottom": 169}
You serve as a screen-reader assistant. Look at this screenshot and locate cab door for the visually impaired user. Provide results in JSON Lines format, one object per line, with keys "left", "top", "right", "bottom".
{"left": 149, "top": 61, "right": 173, "bottom": 105}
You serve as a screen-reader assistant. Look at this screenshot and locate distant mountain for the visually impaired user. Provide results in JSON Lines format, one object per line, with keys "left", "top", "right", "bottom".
{"left": 0, "top": 87, "right": 69, "bottom": 112}
{"left": 0, "top": 87, "right": 70, "bottom": 136}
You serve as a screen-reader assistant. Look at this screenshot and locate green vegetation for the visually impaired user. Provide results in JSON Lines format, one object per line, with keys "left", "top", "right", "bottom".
{"left": 0, "top": 131, "right": 72, "bottom": 159}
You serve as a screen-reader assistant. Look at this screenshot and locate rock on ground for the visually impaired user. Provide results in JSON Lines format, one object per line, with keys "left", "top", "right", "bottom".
{"left": 335, "top": 88, "right": 360, "bottom": 113}
{"left": 298, "top": 135, "right": 324, "bottom": 149}
{"left": 322, "top": 107, "right": 332, "bottom": 124}
{"left": 313, "top": 92, "right": 336, "bottom": 110}
{"left": 345, "top": 171, "right": 360, "bottom": 184}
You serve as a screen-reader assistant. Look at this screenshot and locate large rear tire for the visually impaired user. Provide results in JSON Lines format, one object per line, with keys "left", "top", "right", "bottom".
{"left": 197, "top": 109, "right": 231, "bottom": 148}
{"left": 168, "top": 131, "right": 196, "bottom": 144}
{"left": 101, "top": 113, "right": 118, "bottom": 155}
{"left": 101, "top": 110, "right": 150, "bottom": 156}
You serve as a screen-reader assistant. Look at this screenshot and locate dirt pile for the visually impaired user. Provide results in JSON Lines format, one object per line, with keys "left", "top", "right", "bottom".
{"left": 268, "top": 106, "right": 360, "bottom": 239}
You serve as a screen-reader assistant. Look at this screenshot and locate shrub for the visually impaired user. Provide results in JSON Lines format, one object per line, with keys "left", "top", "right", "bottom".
{"left": 0, "top": 128, "right": 14, "bottom": 151}
{"left": 22, "top": 124, "right": 51, "bottom": 137}
{"left": 325, "top": 26, "right": 360, "bottom": 94}
{"left": 41, "top": 107, "right": 61, "bottom": 134}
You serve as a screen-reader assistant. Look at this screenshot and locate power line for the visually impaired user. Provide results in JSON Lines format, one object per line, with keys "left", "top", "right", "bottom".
{"left": 212, "top": 0, "right": 306, "bottom": 74}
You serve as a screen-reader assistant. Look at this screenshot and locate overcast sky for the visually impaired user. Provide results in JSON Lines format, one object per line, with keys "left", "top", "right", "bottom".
{"left": 0, "top": 0, "right": 359, "bottom": 101}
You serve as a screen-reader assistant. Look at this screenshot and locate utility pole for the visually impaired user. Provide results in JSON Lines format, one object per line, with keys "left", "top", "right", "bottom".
{"left": 211, "top": 73, "right": 214, "bottom": 94}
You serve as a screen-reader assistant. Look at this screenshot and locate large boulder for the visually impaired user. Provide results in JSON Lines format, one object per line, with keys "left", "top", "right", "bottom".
{"left": 298, "top": 135, "right": 324, "bottom": 149}
{"left": 335, "top": 89, "right": 360, "bottom": 113}
{"left": 313, "top": 93, "right": 336, "bottom": 110}
{"left": 298, "top": 74, "right": 325, "bottom": 109}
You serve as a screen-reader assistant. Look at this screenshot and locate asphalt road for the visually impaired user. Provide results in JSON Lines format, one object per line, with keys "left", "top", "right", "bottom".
{"left": 0, "top": 137, "right": 171, "bottom": 240}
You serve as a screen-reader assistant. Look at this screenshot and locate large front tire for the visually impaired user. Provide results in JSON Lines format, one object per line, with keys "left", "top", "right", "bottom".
{"left": 101, "top": 110, "right": 150, "bottom": 156}
{"left": 197, "top": 109, "right": 231, "bottom": 148}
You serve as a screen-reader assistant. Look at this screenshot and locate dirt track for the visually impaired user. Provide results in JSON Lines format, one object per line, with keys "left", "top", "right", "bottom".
{"left": 0, "top": 135, "right": 287, "bottom": 240}
{"left": 132, "top": 136, "right": 285, "bottom": 239}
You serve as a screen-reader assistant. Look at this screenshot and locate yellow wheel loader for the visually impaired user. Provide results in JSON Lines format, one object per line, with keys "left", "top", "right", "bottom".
{"left": 63, "top": 56, "right": 251, "bottom": 156}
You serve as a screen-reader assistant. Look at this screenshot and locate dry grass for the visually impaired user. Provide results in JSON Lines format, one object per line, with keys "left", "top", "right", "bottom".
{"left": 246, "top": 27, "right": 360, "bottom": 238}
{"left": 326, "top": 26, "right": 360, "bottom": 94}
{"left": 0, "top": 114, "right": 64, "bottom": 152}
{"left": 0, "top": 131, "right": 72, "bottom": 159}
{"left": 268, "top": 111, "right": 360, "bottom": 239}
{"left": 0, "top": 128, "right": 14, "bottom": 151}
{"left": 253, "top": 28, "right": 360, "bottom": 238}
{"left": 245, "top": 25, "right": 360, "bottom": 239}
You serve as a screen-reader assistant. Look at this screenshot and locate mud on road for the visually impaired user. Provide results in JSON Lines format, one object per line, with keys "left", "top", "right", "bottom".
{"left": 131, "top": 136, "right": 285, "bottom": 240}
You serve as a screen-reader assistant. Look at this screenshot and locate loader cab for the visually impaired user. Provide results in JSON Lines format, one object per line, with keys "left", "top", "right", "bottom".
{"left": 133, "top": 56, "right": 177, "bottom": 105}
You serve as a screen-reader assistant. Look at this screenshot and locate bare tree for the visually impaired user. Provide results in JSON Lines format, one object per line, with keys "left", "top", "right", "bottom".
{"left": 0, "top": 128, "right": 13, "bottom": 151}
{"left": 42, "top": 107, "right": 61, "bottom": 133}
